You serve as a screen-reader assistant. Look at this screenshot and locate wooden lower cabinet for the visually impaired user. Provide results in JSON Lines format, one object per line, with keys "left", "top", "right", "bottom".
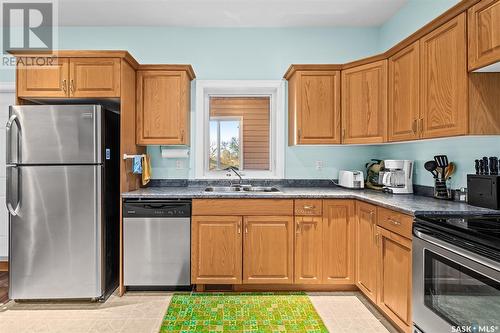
{"left": 377, "top": 227, "right": 412, "bottom": 333}
{"left": 243, "top": 216, "right": 294, "bottom": 284}
{"left": 355, "top": 201, "right": 378, "bottom": 302}
{"left": 191, "top": 216, "right": 242, "bottom": 284}
{"left": 322, "top": 200, "right": 355, "bottom": 284}
{"left": 294, "top": 216, "right": 323, "bottom": 284}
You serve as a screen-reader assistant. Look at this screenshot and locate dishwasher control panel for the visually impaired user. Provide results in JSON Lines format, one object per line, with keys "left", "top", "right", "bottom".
{"left": 123, "top": 200, "right": 191, "bottom": 218}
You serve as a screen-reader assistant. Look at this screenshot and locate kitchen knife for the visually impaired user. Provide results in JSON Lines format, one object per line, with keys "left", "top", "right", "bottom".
{"left": 475, "top": 159, "right": 480, "bottom": 174}
{"left": 479, "top": 160, "right": 485, "bottom": 174}
{"left": 483, "top": 157, "right": 489, "bottom": 175}
{"left": 489, "top": 157, "right": 498, "bottom": 175}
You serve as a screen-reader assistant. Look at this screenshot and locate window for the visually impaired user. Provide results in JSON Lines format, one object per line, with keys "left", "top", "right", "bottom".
{"left": 209, "top": 118, "right": 242, "bottom": 170}
{"left": 195, "top": 80, "right": 284, "bottom": 179}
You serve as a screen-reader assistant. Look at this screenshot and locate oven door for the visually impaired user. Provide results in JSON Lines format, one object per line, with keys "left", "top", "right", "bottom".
{"left": 413, "top": 228, "right": 500, "bottom": 333}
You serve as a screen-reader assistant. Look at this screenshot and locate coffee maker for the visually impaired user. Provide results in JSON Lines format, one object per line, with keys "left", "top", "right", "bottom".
{"left": 380, "top": 160, "right": 414, "bottom": 194}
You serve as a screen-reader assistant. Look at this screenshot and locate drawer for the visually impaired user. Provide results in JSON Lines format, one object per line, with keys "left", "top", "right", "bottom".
{"left": 377, "top": 207, "right": 413, "bottom": 239}
{"left": 192, "top": 199, "right": 293, "bottom": 216}
{"left": 294, "top": 199, "right": 322, "bottom": 216}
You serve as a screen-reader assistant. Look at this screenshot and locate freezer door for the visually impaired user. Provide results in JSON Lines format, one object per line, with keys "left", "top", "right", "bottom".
{"left": 8, "top": 165, "right": 103, "bottom": 299}
{"left": 7, "top": 105, "right": 102, "bottom": 164}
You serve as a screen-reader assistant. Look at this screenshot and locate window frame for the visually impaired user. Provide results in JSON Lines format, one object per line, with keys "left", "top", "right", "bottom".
{"left": 195, "top": 80, "right": 285, "bottom": 179}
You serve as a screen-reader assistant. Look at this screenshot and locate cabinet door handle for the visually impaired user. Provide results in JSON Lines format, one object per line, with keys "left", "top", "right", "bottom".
{"left": 237, "top": 221, "right": 241, "bottom": 234}
{"left": 62, "top": 79, "right": 67, "bottom": 93}
{"left": 342, "top": 128, "right": 346, "bottom": 141}
{"left": 376, "top": 233, "right": 380, "bottom": 247}
{"left": 296, "top": 220, "right": 301, "bottom": 234}
{"left": 244, "top": 221, "right": 248, "bottom": 234}
{"left": 181, "top": 130, "right": 185, "bottom": 142}
{"left": 69, "top": 79, "right": 75, "bottom": 95}
{"left": 419, "top": 118, "right": 424, "bottom": 134}
{"left": 412, "top": 119, "right": 418, "bottom": 134}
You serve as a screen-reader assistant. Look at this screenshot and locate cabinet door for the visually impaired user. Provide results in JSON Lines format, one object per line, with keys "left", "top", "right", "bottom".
{"left": 17, "top": 57, "right": 69, "bottom": 98}
{"left": 243, "top": 216, "right": 293, "bottom": 284}
{"left": 468, "top": 0, "right": 500, "bottom": 71}
{"left": 377, "top": 227, "right": 412, "bottom": 333}
{"left": 296, "top": 71, "right": 341, "bottom": 144}
{"left": 322, "top": 200, "right": 355, "bottom": 284}
{"left": 355, "top": 201, "right": 378, "bottom": 302}
{"left": 388, "top": 42, "right": 420, "bottom": 142}
{"left": 136, "top": 70, "right": 190, "bottom": 145}
{"left": 191, "top": 216, "right": 242, "bottom": 284}
{"left": 342, "top": 60, "right": 388, "bottom": 144}
{"left": 69, "top": 58, "right": 120, "bottom": 97}
{"left": 294, "top": 216, "right": 322, "bottom": 284}
{"left": 420, "top": 14, "right": 468, "bottom": 138}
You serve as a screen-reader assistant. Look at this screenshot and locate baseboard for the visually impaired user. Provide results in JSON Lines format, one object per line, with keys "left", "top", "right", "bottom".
{"left": 195, "top": 283, "right": 358, "bottom": 292}
{"left": 0, "top": 261, "right": 8, "bottom": 272}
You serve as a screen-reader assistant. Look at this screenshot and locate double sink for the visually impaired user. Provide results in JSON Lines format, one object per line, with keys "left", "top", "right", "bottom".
{"left": 204, "top": 185, "right": 280, "bottom": 193}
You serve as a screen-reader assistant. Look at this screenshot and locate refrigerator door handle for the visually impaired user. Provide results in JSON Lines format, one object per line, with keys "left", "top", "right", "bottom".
{"left": 6, "top": 113, "right": 21, "bottom": 164}
{"left": 6, "top": 165, "right": 21, "bottom": 216}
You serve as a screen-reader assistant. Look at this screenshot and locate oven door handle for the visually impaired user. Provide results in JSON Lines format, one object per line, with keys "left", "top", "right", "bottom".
{"left": 414, "top": 228, "right": 500, "bottom": 272}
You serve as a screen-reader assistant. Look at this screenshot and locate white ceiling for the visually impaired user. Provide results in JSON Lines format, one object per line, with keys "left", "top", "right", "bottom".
{"left": 57, "top": 0, "right": 408, "bottom": 27}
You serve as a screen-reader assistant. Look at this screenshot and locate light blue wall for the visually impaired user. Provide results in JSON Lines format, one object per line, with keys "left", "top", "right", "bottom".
{"left": 2, "top": 0, "right": 498, "bottom": 186}
{"left": 377, "top": 137, "right": 500, "bottom": 188}
{"left": 378, "top": 0, "right": 460, "bottom": 51}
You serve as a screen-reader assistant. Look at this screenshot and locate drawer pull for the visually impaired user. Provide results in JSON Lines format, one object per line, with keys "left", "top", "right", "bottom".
{"left": 303, "top": 205, "right": 315, "bottom": 210}
{"left": 389, "top": 218, "right": 401, "bottom": 226}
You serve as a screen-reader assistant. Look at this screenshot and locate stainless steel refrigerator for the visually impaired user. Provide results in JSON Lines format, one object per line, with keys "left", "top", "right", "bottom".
{"left": 6, "top": 105, "right": 120, "bottom": 300}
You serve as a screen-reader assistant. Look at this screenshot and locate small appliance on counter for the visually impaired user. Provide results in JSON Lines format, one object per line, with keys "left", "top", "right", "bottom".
{"left": 365, "top": 159, "right": 384, "bottom": 190}
{"left": 467, "top": 156, "right": 500, "bottom": 209}
{"left": 380, "top": 160, "right": 413, "bottom": 194}
{"left": 338, "top": 170, "right": 364, "bottom": 189}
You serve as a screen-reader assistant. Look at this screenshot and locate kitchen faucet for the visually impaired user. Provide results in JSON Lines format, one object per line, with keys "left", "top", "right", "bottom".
{"left": 224, "top": 166, "right": 244, "bottom": 186}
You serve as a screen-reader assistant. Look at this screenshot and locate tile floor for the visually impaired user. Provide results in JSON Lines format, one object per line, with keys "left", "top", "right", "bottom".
{"left": 0, "top": 291, "right": 396, "bottom": 333}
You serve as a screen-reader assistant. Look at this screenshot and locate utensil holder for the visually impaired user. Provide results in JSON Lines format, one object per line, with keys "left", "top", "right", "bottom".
{"left": 434, "top": 179, "right": 452, "bottom": 200}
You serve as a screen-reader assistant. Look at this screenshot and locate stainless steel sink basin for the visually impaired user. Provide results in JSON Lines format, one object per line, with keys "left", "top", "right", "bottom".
{"left": 243, "top": 186, "right": 280, "bottom": 192}
{"left": 204, "top": 186, "right": 242, "bottom": 192}
{"left": 204, "top": 186, "right": 280, "bottom": 193}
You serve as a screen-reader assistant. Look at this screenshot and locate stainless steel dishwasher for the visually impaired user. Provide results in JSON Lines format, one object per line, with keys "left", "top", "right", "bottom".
{"left": 123, "top": 199, "right": 191, "bottom": 287}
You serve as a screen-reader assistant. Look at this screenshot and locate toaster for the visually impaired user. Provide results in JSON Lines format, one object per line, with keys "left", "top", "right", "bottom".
{"left": 338, "top": 170, "right": 365, "bottom": 189}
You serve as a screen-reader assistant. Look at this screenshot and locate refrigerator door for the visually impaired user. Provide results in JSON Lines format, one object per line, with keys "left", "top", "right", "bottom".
{"left": 7, "top": 105, "right": 102, "bottom": 165}
{"left": 8, "top": 165, "right": 103, "bottom": 299}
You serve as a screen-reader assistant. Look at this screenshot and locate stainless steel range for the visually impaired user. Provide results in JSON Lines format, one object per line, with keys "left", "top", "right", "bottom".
{"left": 412, "top": 214, "right": 500, "bottom": 333}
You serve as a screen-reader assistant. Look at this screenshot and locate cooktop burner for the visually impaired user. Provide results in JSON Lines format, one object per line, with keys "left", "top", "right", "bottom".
{"left": 415, "top": 214, "right": 500, "bottom": 254}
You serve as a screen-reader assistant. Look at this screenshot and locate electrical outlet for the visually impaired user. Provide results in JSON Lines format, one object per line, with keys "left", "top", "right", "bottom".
{"left": 315, "top": 160, "right": 324, "bottom": 171}
{"left": 175, "top": 160, "right": 183, "bottom": 170}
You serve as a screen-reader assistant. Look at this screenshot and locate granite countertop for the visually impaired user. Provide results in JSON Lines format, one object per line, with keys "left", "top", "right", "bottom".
{"left": 122, "top": 186, "right": 499, "bottom": 215}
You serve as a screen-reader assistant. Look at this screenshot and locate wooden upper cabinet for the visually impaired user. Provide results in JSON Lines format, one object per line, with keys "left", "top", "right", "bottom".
{"left": 243, "top": 216, "right": 293, "bottom": 284}
{"left": 286, "top": 67, "right": 341, "bottom": 145}
{"left": 294, "top": 216, "right": 323, "bottom": 284}
{"left": 17, "top": 57, "right": 121, "bottom": 98}
{"left": 388, "top": 42, "right": 420, "bottom": 142}
{"left": 468, "top": 0, "right": 500, "bottom": 71}
{"left": 377, "top": 227, "right": 412, "bottom": 333}
{"left": 322, "top": 200, "right": 355, "bottom": 285}
{"left": 341, "top": 60, "right": 388, "bottom": 144}
{"left": 420, "top": 14, "right": 468, "bottom": 138}
{"left": 191, "top": 216, "right": 242, "bottom": 284}
{"left": 355, "top": 201, "right": 378, "bottom": 303}
{"left": 136, "top": 69, "right": 192, "bottom": 145}
{"left": 17, "top": 58, "right": 69, "bottom": 98}
{"left": 69, "top": 58, "right": 120, "bottom": 97}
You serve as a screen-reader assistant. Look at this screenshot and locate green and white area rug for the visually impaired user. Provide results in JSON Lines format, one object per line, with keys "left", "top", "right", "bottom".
{"left": 160, "top": 292, "right": 328, "bottom": 333}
